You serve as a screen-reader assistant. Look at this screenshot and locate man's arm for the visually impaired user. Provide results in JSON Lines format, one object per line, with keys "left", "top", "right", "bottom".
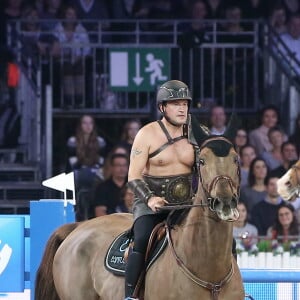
{"left": 128, "top": 126, "right": 167, "bottom": 211}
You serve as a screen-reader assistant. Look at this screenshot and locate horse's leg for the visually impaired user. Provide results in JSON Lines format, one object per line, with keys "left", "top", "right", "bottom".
{"left": 34, "top": 222, "right": 79, "bottom": 300}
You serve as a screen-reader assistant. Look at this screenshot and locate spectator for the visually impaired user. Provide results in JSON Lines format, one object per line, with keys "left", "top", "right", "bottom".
{"left": 39, "top": 0, "right": 63, "bottom": 31}
{"left": 115, "top": 119, "right": 141, "bottom": 155}
{"left": 209, "top": 105, "right": 227, "bottom": 135}
{"left": 233, "top": 201, "right": 258, "bottom": 248}
{"left": 66, "top": 0, "right": 109, "bottom": 43}
{"left": 289, "top": 113, "right": 300, "bottom": 156}
{"left": 239, "top": 144, "right": 257, "bottom": 187}
{"left": 204, "top": 0, "right": 226, "bottom": 19}
{"left": 234, "top": 128, "right": 248, "bottom": 156}
{"left": 268, "top": 4, "right": 288, "bottom": 34}
{"left": 260, "top": 126, "right": 285, "bottom": 171}
{"left": 102, "top": 144, "right": 129, "bottom": 180}
{"left": 178, "top": 0, "right": 211, "bottom": 49}
{"left": 278, "top": 0, "right": 300, "bottom": 19}
{"left": 240, "top": 157, "right": 268, "bottom": 219}
{"left": 251, "top": 176, "right": 284, "bottom": 236}
{"left": 270, "top": 141, "right": 298, "bottom": 178}
{"left": 249, "top": 105, "right": 287, "bottom": 156}
{"left": 52, "top": 5, "right": 91, "bottom": 108}
{"left": 0, "top": 0, "right": 24, "bottom": 47}
{"left": 279, "top": 13, "right": 300, "bottom": 76}
{"left": 66, "top": 114, "right": 107, "bottom": 189}
{"left": 116, "top": 185, "right": 134, "bottom": 213}
{"left": 93, "top": 153, "right": 129, "bottom": 217}
{"left": 267, "top": 201, "right": 299, "bottom": 243}
{"left": 20, "top": 5, "right": 56, "bottom": 64}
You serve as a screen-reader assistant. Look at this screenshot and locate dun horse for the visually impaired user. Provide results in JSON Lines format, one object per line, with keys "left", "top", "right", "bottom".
{"left": 35, "top": 116, "right": 245, "bottom": 300}
{"left": 277, "top": 159, "right": 300, "bottom": 200}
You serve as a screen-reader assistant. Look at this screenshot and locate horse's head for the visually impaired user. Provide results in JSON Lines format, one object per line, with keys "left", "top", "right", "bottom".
{"left": 277, "top": 160, "right": 300, "bottom": 200}
{"left": 191, "top": 114, "right": 240, "bottom": 221}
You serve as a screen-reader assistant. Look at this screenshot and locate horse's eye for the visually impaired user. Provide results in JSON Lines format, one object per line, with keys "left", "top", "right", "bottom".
{"left": 234, "top": 156, "right": 239, "bottom": 164}
{"left": 199, "top": 159, "right": 205, "bottom": 165}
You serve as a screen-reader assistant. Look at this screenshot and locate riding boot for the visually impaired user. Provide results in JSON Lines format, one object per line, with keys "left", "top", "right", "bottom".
{"left": 124, "top": 251, "right": 145, "bottom": 299}
{"left": 232, "top": 238, "right": 237, "bottom": 261}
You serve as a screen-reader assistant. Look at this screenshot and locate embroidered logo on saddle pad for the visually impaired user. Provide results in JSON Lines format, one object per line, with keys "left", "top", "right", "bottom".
{"left": 105, "top": 230, "right": 167, "bottom": 276}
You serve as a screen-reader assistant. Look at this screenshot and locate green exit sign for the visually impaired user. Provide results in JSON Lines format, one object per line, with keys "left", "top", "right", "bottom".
{"left": 109, "top": 48, "right": 170, "bottom": 92}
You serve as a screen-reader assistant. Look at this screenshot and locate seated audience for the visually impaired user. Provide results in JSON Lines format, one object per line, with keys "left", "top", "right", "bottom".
{"left": 251, "top": 176, "right": 284, "bottom": 236}
{"left": 249, "top": 105, "right": 287, "bottom": 156}
{"left": 270, "top": 141, "right": 298, "bottom": 178}
{"left": 260, "top": 126, "right": 284, "bottom": 171}
{"left": 178, "top": 0, "right": 211, "bottom": 49}
{"left": 102, "top": 145, "right": 129, "bottom": 180}
{"left": 209, "top": 105, "right": 227, "bottom": 135}
{"left": 39, "top": 0, "right": 63, "bottom": 31}
{"left": 279, "top": 13, "right": 300, "bottom": 76}
{"left": 240, "top": 157, "right": 268, "bottom": 219}
{"left": 233, "top": 201, "right": 258, "bottom": 248}
{"left": 267, "top": 201, "right": 299, "bottom": 243}
{"left": 234, "top": 128, "right": 249, "bottom": 156}
{"left": 268, "top": 4, "right": 288, "bottom": 34}
{"left": 239, "top": 145, "right": 257, "bottom": 187}
{"left": 52, "top": 5, "right": 91, "bottom": 108}
{"left": 20, "top": 5, "right": 57, "bottom": 64}
{"left": 116, "top": 185, "right": 134, "bottom": 213}
{"left": 93, "top": 153, "right": 129, "bottom": 217}
{"left": 115, "top": 119, "right": 141, "bottom": 155}
{"left": 66, "top": 114, "right": 107, "bottom": 189}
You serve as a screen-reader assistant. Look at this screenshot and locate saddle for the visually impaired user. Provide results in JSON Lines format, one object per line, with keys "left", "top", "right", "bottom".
{"left": 105, "top": 208, "right": 188, "bottom": 277}
{"left": 105, "top": 221, "right": 168, "bottom": 276}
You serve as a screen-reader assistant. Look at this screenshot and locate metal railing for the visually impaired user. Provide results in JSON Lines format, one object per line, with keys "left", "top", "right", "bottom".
{"left": 8, "top": 19, "right": 263, "bottom": 117}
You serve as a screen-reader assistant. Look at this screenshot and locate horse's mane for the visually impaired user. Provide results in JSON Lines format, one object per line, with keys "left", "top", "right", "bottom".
{"left": 204, "top": 138, "right": 233, "bottom": 157}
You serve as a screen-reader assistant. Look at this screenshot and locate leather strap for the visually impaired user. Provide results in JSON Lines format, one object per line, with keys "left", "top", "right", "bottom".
{"left": 149, "top": 120, "right": 186, "bottom": 158}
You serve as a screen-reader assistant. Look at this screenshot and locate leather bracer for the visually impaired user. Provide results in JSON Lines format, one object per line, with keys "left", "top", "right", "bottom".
{"left": 127, "top": 179, "right": 154, "bottom": 204}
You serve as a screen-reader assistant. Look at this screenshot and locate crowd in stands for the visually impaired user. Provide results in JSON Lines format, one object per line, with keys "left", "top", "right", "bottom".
{"left": 0, "top": 1, "right": 300, "bottom": 247}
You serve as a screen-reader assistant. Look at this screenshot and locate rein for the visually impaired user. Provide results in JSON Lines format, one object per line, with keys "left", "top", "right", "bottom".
{"left": 165, "top": 223, "right": 234, "bottom": 300}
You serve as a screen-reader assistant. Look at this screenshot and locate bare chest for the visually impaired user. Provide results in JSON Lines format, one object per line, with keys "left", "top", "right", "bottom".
{"left": 149, "top": 139, "right": 195, "bottom": 168}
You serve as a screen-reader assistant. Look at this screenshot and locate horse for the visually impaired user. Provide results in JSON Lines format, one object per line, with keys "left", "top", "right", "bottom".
{"left": 277, "top": 159, "right": 300, "bottom": 200}
{"left": 35, "top": 115, "right": 245, "bottom": 300}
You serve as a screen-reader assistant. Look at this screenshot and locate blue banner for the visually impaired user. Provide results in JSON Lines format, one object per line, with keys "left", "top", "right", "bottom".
{"left": 0, "top": 217, "right": 24, "bottom": 292}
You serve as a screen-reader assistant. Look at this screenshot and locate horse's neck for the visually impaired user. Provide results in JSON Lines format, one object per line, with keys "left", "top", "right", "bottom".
{"left": 173, "top": 197, "right": 233, "bottom": 279}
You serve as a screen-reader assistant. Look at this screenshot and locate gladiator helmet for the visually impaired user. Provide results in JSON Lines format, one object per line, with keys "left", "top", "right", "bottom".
{"left": 156, "top": 80, "right": 192, "bottom": 111}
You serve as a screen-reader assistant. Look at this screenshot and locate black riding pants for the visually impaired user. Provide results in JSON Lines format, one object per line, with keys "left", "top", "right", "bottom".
{"left": 133, "top": 213, "right": 168, "bottom": 254}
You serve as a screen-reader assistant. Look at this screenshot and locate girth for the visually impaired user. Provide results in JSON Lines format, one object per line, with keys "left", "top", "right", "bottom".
{"left": 143, "top": 173, "right": 193, "bottom": 204}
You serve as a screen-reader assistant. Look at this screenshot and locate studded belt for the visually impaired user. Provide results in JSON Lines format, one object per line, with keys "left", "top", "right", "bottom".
{"left": 143, "top": 173, "right": 193, "bottom": 204}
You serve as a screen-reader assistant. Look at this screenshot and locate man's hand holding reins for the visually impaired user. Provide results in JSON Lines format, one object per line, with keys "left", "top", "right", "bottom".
{"left": 148, "top": 197, "right": 169, "bottom": 212}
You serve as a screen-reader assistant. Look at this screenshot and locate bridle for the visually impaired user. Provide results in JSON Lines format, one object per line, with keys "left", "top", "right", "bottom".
{"left": 162, "top": 136, "right": 241, "bottom": 300}
{"left": 197, "top": 136, "right": 241, "bottom": 215}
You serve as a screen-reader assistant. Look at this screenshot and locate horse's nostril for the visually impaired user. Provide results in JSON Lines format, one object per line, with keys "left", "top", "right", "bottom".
{"left": 286, "top": 181, "right": 292, "bottom": 187}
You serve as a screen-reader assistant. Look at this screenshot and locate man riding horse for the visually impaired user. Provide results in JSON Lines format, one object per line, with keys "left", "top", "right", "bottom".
{"left": 125, "top": 80, "right": 204, "bottom": 300}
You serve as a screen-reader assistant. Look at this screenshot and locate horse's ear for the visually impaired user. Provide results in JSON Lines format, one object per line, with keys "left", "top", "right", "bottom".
{"left": 190, "top": 115, "right": 209, "bottom": 146}
{"left": 223, "top": 113, "right": 241, "bottom": 142}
